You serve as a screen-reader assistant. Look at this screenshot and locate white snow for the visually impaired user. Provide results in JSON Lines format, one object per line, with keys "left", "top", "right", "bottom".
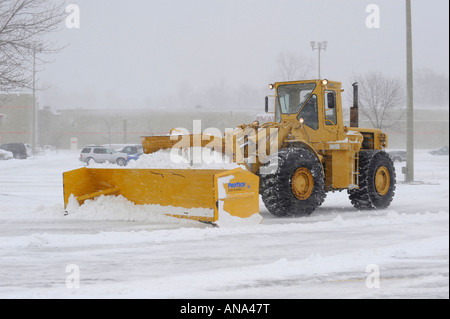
{"left": 65, "top": 194, "right": 214, "bottom": 222}
{"left": 0, "top": 149, "right": 448, "bottom": 298}
{"left": 214, "top": 210, "right": 264, "bottom": 228}
{"left": 129, "top": 148, "right": 242, "bottom": 170}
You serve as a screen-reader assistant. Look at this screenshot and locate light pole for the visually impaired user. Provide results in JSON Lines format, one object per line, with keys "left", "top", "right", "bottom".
{"left": 310, "top": 41, "right": 327, "bottom": 79}
{"left": 31, "top": 44, "right": 43, "bottom": 155}
{"left": 405, "top": 0, "right": 414, "bottom": 183}
{"left": 32, "top": 46, "right": 38, "bottom": 154}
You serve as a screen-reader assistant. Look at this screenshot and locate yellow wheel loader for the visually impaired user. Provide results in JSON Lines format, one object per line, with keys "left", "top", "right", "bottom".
{"left": 63, "top": 79, "right": 396, "bottom": 224}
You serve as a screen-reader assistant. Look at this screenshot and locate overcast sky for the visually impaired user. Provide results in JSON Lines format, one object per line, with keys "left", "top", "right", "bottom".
{"left": 38, "top": 0, "right": 449, "bottom": 109}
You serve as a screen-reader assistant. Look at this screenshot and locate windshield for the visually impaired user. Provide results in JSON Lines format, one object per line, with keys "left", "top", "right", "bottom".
{"left": 276, "top": 83, "right": 316, "bottom": 119}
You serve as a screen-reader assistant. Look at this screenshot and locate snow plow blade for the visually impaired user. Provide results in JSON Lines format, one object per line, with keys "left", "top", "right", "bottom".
{"left": 63, "top": 167, "right": 262, "bottom": 225}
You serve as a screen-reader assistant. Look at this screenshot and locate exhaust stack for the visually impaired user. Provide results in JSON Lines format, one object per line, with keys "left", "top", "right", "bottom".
{"left": 350, "top": 82, "right": 359, "bottom": 127}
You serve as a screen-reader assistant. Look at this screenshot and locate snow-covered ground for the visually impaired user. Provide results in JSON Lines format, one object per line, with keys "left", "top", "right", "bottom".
{"left": 0, "top": 149, "right": 448, "bottom": 299}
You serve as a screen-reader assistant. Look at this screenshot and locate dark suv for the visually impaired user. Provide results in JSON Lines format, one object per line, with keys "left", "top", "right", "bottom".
{"left": 0, "top": 143, "right": 32, "bottom": 159}
{"left": 118, "top": 145, "right": 143, "bottom": 155}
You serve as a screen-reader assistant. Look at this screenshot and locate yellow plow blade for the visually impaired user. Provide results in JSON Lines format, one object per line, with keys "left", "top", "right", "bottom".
{"left": 63, "top": 167, "right": 261, "bottom": 225}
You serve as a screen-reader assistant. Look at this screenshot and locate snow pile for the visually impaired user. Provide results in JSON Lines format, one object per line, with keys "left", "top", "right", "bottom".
{"left": 90, "top": 147, "right": 243, "bottom": 170}
{"left": 215, "top": 210, "right": 264, "bottom": 227}
{"left": 66, "top": 194, "right": 265, "bottom": 227}
{"left": 65, "top": 194, "right": 212, "bottom": 223}
{"left": 128, "top": 148, "right": 242, "bottom": 169}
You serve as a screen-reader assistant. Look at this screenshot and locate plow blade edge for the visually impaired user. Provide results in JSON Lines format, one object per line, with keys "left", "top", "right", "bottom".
{"left": 63, "top": 167, "right": 261, "bottom": 225}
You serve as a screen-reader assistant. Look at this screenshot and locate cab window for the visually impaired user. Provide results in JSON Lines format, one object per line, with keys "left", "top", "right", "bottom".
{"left": 276, "top": 82, "right": 316, "bottom": 116}
{"left": 324, "top": 91, "right": 337, "bottom": 125}
{"left": 297, "top": 94, "right": 319, "bottom": 130}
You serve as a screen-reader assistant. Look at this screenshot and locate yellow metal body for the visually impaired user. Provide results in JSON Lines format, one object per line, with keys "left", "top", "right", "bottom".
{"left": 62, "top": 79, "right": 389, "bottom": 223}
{"left": 374, "top": 166, "right": 390, "bottom": 196}
{"left": 291, "top": 167, "right": 314, "bottom": 200}
{"left": 272, "top": 80, "right": 386, "bottom": 191}
{"left": 266, "top": 80, "right": 386, "bottom": 191}
{"left": 139, "top": 80, "right": 387, "bottom": 192}
{"left": 63, "top": 167, "right": 260, "bottom": 224}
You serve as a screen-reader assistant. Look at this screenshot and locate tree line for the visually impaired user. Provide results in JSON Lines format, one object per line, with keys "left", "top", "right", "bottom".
{"left": 1, "top": 2, "right": 447, "bottom": 132}
{"left": 0, "top": 0, "right": 65, "bottom": 93}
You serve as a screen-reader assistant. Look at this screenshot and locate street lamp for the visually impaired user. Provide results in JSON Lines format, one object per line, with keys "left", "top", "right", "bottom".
{"left": 310, "top": 41, "right": 328, "bottom": 79}
{"left": 405, "top": 0, "right": 414, "bottom": 182}
{"left": 32, "top": 44, "right": 43, "bottom": 155}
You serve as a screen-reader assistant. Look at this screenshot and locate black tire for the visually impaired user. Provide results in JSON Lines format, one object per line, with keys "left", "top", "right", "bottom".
{"left": 349, "top": 151, "right": 396, "bottom": 210}
{"left": 86, "top": 157, "right": 94, "bottom": 166}
{"left": 259, "top": 148, "right": 326, "bottom": 217}
{"left": 14, "top": 153, "right": 26, "bottom": 160}
{"left": 116, "top": 158, "right": 126, "bottom": 166}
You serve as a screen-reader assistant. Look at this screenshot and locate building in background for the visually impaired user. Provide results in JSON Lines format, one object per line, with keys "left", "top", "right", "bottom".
{"left": 1, "top": 95, "right": 448, "bottom": 150}
{"left": 0, "top": 94, "right": 33, "bottom": 145}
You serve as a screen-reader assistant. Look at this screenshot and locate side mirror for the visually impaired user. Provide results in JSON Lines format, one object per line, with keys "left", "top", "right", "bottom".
{"left": 265, "top": 96, "right": 269, "bottom": 113}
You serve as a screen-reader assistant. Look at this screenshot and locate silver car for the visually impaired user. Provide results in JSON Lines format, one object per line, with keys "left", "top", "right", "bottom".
{"left": 387, "top": 150, "right": 407, "bottom": 162}
{"left": 0, "top": 149, "right": 14, "bottom": 160}
{"left": 79, "top": 146, "right": 128, "bottom": 166}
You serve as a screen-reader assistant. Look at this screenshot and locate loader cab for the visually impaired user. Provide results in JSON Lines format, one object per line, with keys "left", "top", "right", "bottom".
{"left": 271, "top": 79, "right": 344, "bottom": 142}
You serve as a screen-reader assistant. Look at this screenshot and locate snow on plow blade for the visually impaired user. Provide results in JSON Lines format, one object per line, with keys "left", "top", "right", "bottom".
{"left": 63, "top": 167, "right": 262, "bottom": 226}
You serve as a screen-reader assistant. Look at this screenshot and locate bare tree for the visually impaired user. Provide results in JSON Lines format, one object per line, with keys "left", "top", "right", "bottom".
{"left": 414, "top": 68, "right": 449, "bottom": 107}
{"left": 352, "top": 71, "right": 405, "bottom": 129}
{"left": 276, "top": 52, "right": 315, "bottom": 81}
{"left": 0, "top": 0, "right": 66, "bottom": 92}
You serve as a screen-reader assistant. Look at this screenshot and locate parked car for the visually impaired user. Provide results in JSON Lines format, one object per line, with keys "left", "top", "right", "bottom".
{"left": 429, "top": 146, "right": 449, "bottom": 156}
{"left": 126, "top": 152, "right": 143, "bottom": 163}
{"left": 387, "top": 150, "right": 407, "bottom": 162}
{"left": 118, "top": 144, "right": 143, "bottom": 155}
{"left": 79, "top": 146, "right": 129, "bottom": 166}
{"left": 0, "top": 149, "right": 14, "bottom": 160}
{"left": 24, "top": 143, "right": 32, "bottom": 157}
{"left": 0, "top": 143, "right": 31, "bottom": 159}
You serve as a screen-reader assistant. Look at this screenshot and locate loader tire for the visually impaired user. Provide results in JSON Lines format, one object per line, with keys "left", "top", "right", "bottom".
{"left": 348, "top": 150, "right": 396, "bottom": 210}
{"left": 259, "top": 148, "right": 326, "bottom": 217}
